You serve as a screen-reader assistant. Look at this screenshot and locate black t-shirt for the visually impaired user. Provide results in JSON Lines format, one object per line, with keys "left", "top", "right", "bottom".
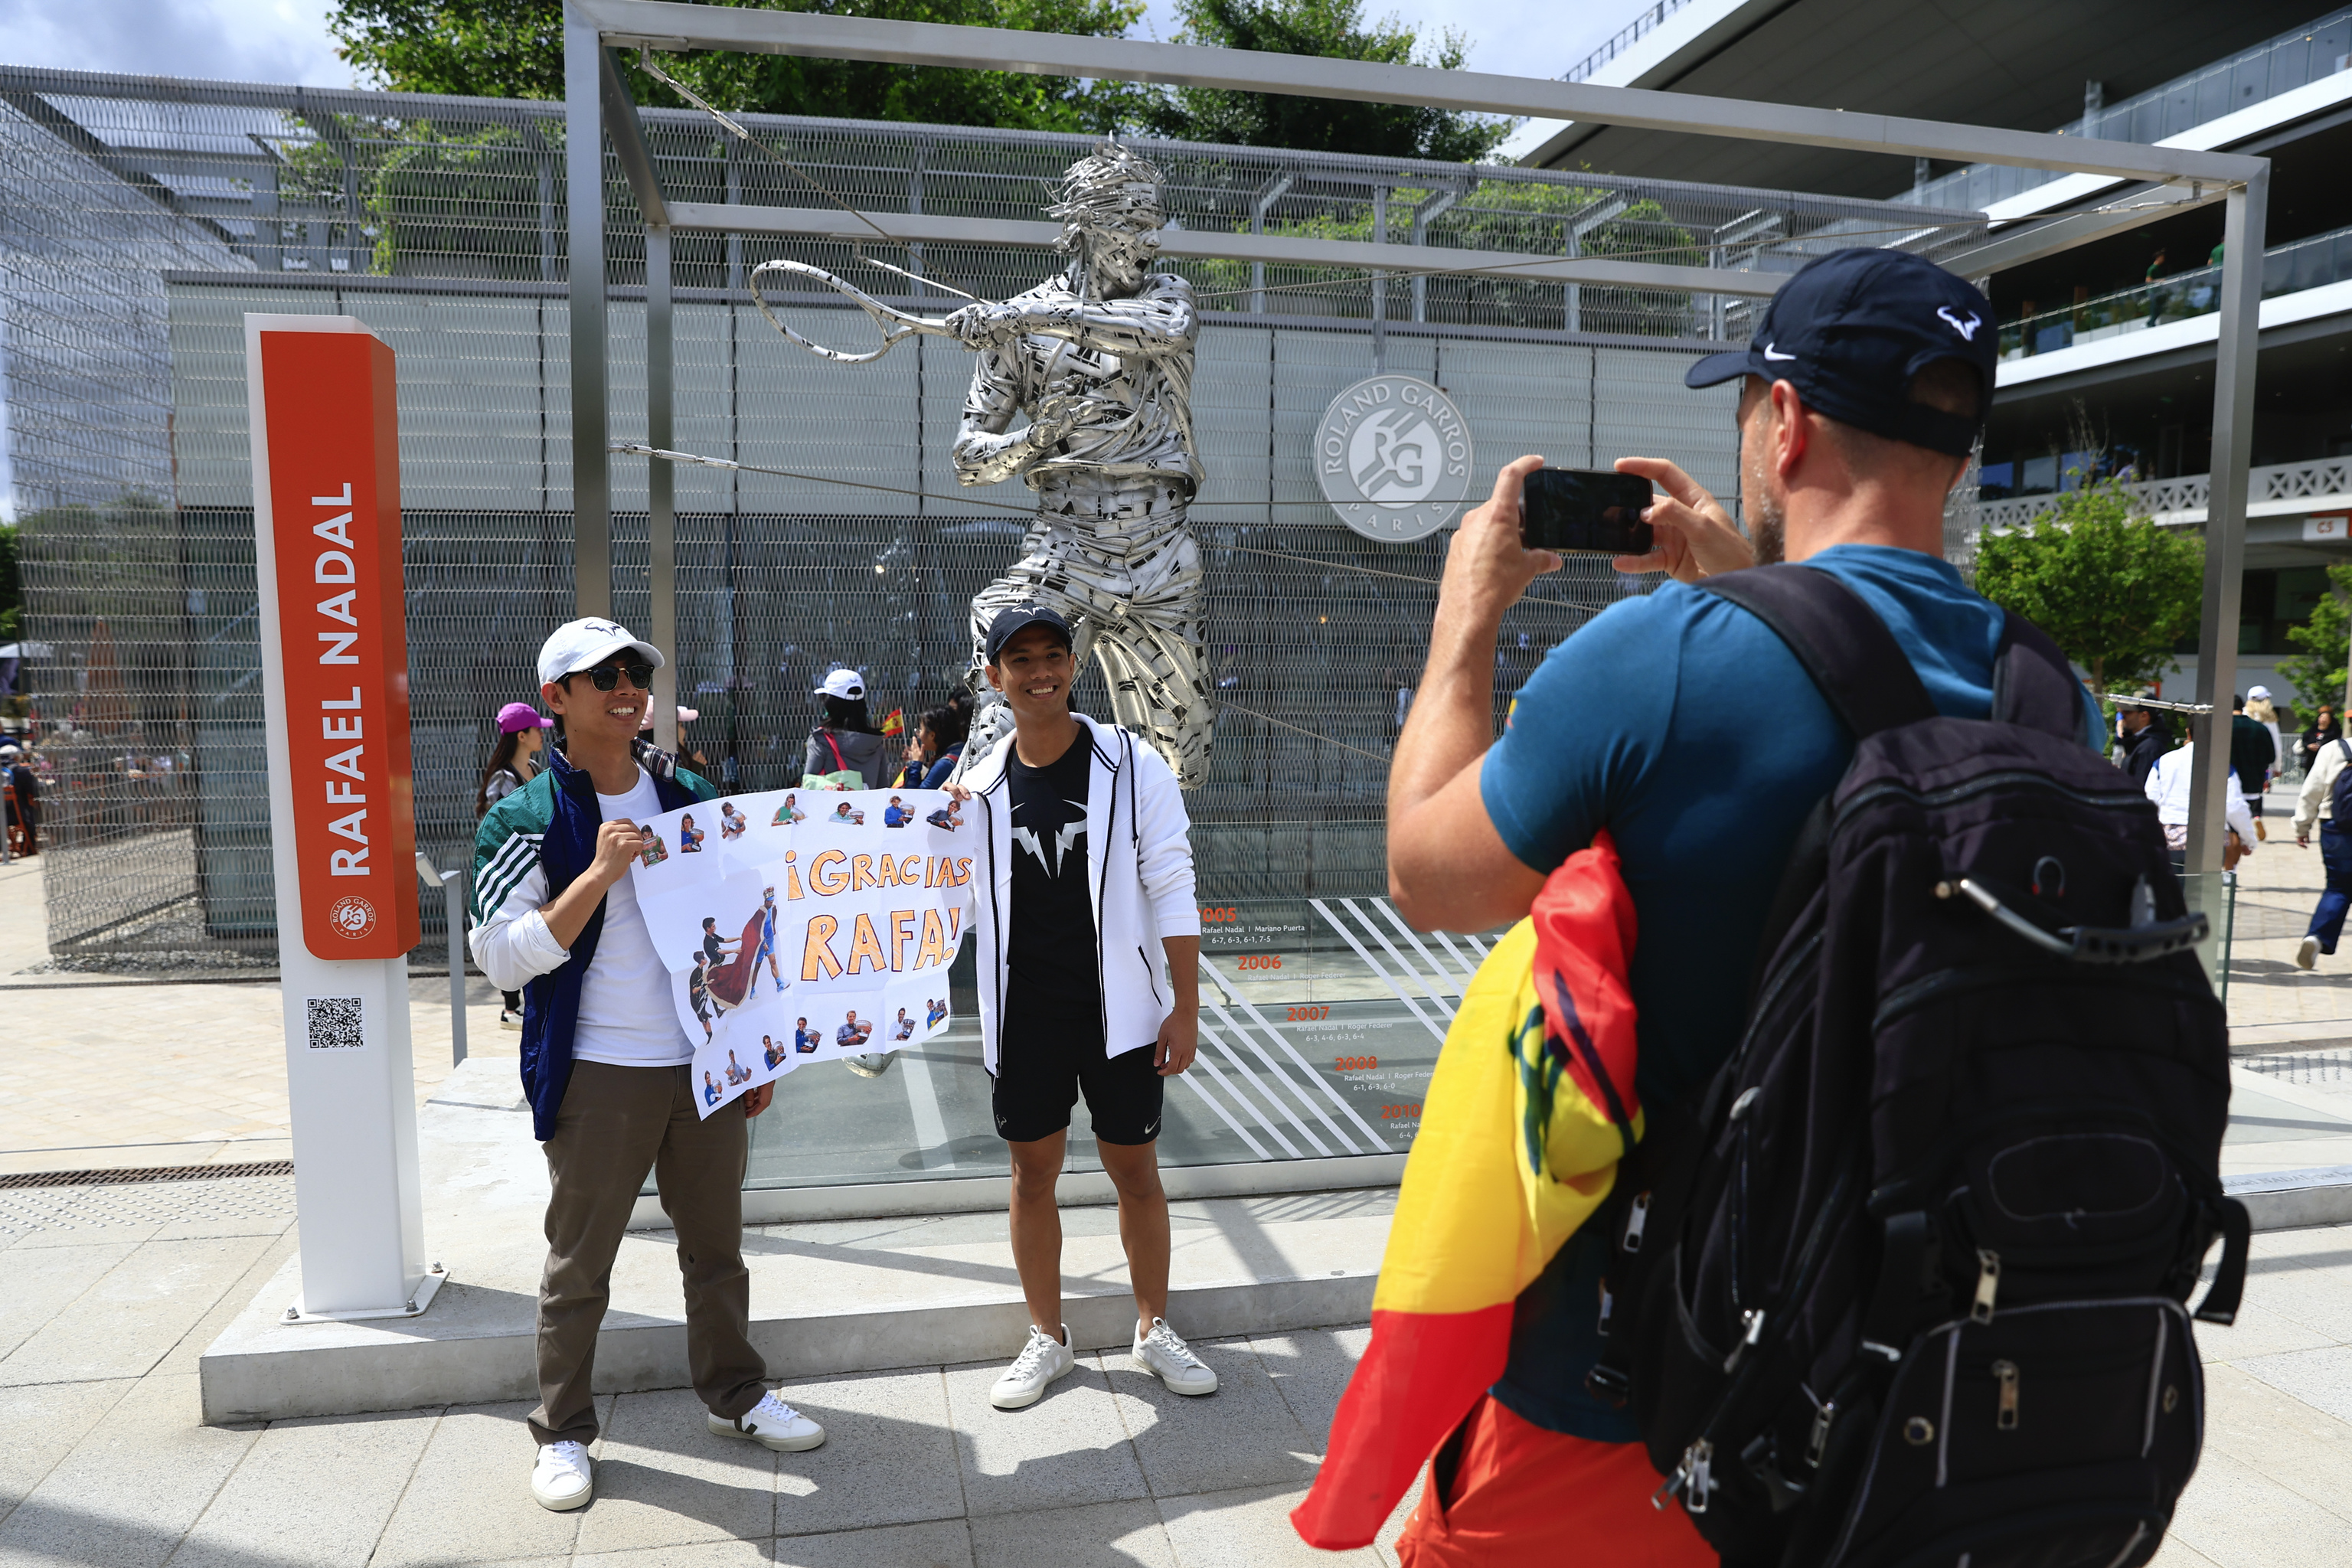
{"left": 1005, "top": 727, "right": 1100, "bottom": 1020}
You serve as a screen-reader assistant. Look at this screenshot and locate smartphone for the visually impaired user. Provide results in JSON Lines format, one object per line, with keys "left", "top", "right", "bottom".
{"left": 1519, "top": 467, "right": 1655, "bottom": 556}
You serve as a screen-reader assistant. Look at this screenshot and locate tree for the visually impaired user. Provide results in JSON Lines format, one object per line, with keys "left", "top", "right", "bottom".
{"left": 1127, "top": 0, "right": 1512, "bottom": 161}
{"left": 330, "top": 0, "right": 1145, "bottom": 135}
{"left": 0, "top": 521, "right": 19, "bottom": 642}
{"left": 2278, "top": 562, "right": 2352, "bottom": 717}
{"left": 1974, "top": 480, "right": 2204, "bottom": 694}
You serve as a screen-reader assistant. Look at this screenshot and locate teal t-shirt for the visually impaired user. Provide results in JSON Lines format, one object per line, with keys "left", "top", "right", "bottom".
{"left": 1474, "top": 544, "right": 2102, "bottom": 1437}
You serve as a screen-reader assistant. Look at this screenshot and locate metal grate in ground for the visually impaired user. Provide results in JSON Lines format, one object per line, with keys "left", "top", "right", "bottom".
{"left": 0, "top": 1159, "right": 293, "bottom": 1189}
{"left": 0, "top": 1172, "right": 295, "bottom": 1238}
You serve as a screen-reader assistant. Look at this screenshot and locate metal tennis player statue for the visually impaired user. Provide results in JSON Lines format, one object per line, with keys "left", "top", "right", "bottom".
{"left": 750, "top": 141, "right": 1212, "bottom": 788}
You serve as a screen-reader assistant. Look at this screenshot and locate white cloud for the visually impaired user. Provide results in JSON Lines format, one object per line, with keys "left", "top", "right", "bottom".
{"left": 0, "top": 0, "right": 349, "bottom": 87}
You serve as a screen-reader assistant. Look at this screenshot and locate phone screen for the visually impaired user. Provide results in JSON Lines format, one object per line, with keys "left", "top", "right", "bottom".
{"left": 1519, "top": 468, "right": 1656, "bottom": 556}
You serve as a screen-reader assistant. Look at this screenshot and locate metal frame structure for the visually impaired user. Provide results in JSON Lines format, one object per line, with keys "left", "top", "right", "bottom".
{"left": 561, "top": 0, "right": 2269, "bottom": 881}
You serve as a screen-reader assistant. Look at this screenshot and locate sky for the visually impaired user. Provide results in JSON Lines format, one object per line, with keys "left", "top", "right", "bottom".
{"left": 0, "top": 0, "right": 1627, "bottom": 515}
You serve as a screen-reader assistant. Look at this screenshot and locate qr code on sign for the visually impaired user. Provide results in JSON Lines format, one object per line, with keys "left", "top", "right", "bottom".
{"left": 306, "top": 996, "right": 364, "bottom": 1050}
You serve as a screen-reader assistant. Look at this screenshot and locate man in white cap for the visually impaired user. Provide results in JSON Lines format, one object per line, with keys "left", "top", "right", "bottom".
{"left": 471, "top": 618, "right": 824, "bottom": 1514}
{"left": 805, "top": 666, "right": 890, "bottom": 789}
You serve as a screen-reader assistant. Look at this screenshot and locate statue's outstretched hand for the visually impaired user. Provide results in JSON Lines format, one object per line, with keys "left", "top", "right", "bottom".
{"left": 946, "top": 302, "right": 1024, "bottom": 347}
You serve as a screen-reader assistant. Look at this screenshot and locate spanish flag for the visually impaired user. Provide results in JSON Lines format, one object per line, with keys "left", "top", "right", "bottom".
{"left": 1291, "top": 832, "right": 1643, "bottom": 1550}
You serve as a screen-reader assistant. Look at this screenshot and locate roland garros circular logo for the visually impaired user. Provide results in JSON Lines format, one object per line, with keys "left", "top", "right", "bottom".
{"left": 326, "top": 896, "right": 378, "bottom": 940}
{"left": 1315, "top": 374, "right": 1475, "bottom": 544}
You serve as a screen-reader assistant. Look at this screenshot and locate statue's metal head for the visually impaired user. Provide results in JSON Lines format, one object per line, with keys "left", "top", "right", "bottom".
{"left": 1047, "top": 141, "right": 1165, "bottom": 263}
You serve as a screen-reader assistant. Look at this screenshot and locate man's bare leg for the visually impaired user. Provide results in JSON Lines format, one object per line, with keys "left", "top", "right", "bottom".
{"left": 1097, "top": 1138, "right": 1170, "bottom": 1336}
{"left": 1007, "top": 1132, "right": 1068, "bottom": 1332}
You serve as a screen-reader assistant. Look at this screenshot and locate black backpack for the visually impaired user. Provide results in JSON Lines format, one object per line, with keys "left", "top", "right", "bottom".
{"left": 1589, "top": 565, "right": 2246, "bottom": 1568}
{"left": 2331, "top": 738, "right": 2352, "bottom": 828}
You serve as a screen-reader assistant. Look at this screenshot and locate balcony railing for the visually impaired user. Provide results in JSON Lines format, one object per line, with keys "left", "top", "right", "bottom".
{"left": 1996, "top": 220, "right": 2352, "bottom": 363}
{"left": 1900, "top": 8, "right": 2352, "bottom": 213}
{"left": 1978, "top": 456, "right": 2352, "bottom": 532}
{"left": 1563, "top": 0, "right": 1698, "bottom": 84}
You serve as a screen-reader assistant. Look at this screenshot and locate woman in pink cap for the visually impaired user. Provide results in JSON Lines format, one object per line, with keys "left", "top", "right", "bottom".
{"left": 479, "top": 701, "right": 551, "bottom": 1027}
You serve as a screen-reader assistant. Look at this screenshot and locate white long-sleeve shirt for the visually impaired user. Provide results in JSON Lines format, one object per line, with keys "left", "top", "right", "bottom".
{"left": 2145, "top": 741, "right": 2256, "bottom": 844}
{"left": 2296, "top": 736, "right": 2352, "bottom": 836}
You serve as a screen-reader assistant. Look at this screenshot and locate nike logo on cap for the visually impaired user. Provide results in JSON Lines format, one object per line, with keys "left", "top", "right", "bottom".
{"left": 1761, "top": 344, "right": 1796, "bottom": 361}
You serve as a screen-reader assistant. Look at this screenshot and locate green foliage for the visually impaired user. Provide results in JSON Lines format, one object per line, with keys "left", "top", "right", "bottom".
{"left": 2279, "top": 562, "right": 2352, "bottom": 714}
{"left": 1974, "top": 481, "right": 2205, "bottom": 693}
{"left": 1123, "top": 0, "right": 1512, "bottom": 161}
{"left": 0, "top": 521, "right": 19, "bottom": 641}
{"left": 330, "top": 0, "right": 1145, "bottom": 135}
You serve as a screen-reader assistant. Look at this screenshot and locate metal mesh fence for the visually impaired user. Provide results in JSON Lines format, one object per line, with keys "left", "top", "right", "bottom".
{"left": 0, "top": 66, "right": 1988, "bottom": 959}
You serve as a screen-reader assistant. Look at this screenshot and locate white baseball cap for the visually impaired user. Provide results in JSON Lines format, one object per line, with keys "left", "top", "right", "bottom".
{"left": 2248, "top": 684, "right": 2272, "bottom": 701}
{"left": 537, "top": 618, "right": 665, "bottom": 688}
{"left": 815, "top": 668, "right": 866, "bottom": 700}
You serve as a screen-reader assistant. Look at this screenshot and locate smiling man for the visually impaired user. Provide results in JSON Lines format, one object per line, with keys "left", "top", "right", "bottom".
{"left": 940, "top": 603, "right": 1215, "bottom": 1410}
{"left": 470, "top": 618, "right": 820, "bottom": 1514}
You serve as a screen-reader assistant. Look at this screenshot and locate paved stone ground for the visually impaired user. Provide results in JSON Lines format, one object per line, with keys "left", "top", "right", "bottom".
{"left": 3, "top": 1171, "right": 2352, "bottom": 1565}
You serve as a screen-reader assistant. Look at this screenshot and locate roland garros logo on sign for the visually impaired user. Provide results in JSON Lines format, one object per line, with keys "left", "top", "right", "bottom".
{"left": 1315, "top": 374, "right": 1473, "bottom": 543}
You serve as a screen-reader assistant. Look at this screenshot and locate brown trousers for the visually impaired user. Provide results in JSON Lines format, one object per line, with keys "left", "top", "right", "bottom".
{"left": 528, "top": 1060, "right": 768, "bottom": 1446}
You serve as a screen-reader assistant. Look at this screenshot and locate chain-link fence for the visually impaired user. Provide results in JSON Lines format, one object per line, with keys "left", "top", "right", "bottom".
{"left": 1, "top": 66, "right": 1987, "bottom": 961}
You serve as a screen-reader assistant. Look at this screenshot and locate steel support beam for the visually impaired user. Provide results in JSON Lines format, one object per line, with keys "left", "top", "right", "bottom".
{"left": 662, "top": 201, "right": 1789, "bottom": 297}
{"left": 566, "top": 13, "right": 611, "bottom": 619}
{"left": 571, "top": 0, "right": 2259, "bottom": 186}
{"left": 2184, "top": 172, "right": 2269, "bottom": 887}
{"left": 645, "top": 222, "right": 678, "bottom": 753}
{"left": 1939, "top": 184, "right": 2233, "bottom": 281}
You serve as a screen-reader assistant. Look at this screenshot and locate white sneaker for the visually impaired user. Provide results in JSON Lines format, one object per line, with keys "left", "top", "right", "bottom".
{"left": 1132, "top": 1318, "right": 1219, "bottom": 1396}
{"left": 709, "top": 1390, "right": 825, "bottom": 1451}
{"left": 2300, "top": 935, "right": 2322, "bottom": 970}
{"left": 530, "top": 1440, "right": 593, "bottom": 1511}
{"left": 991, "top": 1323, "right": 1076, "bottom": 1410}
{"left": 845, "top": 1050, "right": 899, "bottom": 1078}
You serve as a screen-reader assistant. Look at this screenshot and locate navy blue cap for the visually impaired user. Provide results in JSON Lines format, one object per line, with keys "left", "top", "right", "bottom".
{"left": 984, "top": 604, "right": 1073, "bottom": 664}
{"left": 1686, "top": 249, "right": 1996, "bottom": 456}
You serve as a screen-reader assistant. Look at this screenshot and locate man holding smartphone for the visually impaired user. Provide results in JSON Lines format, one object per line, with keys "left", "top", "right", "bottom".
{"left": 1378, "top": 250, "right": 2104, "bottom": 1565}
{"left": 472, "top": 619, "right": 825, "bottom": 1515}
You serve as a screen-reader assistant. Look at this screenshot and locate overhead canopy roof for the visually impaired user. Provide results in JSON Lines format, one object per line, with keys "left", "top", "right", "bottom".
{"left": 1530, "top": 0, "right": 2329, "bottom": 198}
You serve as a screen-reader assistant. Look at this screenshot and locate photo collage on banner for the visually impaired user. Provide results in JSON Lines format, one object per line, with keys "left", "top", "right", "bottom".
{"left": 629, "top": 789, "right": 978, "bottom": 1115}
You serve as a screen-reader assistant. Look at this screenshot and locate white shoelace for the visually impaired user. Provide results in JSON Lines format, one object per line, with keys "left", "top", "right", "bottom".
{"left": 1142, "top": 1319, "right": 1203, "bottom": 1368}
{"left": 1008, "top": 1327, "right": 1063, "bottom": 1379}
{"left": 749, "top": 1393, "right": 803, "bottom": 1425}
{"left": 540, "top": 1440, "right": 590, "bottom": 1473}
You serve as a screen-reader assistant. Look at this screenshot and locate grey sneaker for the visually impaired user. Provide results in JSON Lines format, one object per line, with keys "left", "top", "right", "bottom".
{"left": 991, "top": 1323, "right": 1076, "bottom": 1410}
{"left": 709, "top": 1390, "right": 825, "bottom": 1452}
{"left": 1133, "top": 1318, "right": 1218, "bottom": 1396}
{"left": 845, "top": 1050, "right": 899, "bottom": 1078}
{"left": 530, "top": 1440, "right": 593, "bottom": 1511}
{"left": 2299, "top": 934, "right": 2321, "bottom": 970}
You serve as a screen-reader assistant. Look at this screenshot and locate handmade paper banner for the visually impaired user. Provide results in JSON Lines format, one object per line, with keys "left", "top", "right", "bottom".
{"left": 629, "top": 786, "right": 977, "bottom": 1116}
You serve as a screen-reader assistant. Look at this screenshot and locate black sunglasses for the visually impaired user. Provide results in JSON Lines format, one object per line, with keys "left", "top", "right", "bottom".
{"left": 571, "top": 661, "right": 655, "bottom": 692}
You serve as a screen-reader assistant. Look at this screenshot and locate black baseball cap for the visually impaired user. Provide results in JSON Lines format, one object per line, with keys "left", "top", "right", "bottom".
{"left": 1685, "top": 248, "right": 1998, "bottom": 457}
{"left": 984, "top": 604, "right": 1073, "bottom": 664}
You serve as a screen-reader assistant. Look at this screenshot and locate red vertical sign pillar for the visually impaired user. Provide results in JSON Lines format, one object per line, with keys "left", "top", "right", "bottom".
{"left": 247, "top": 314, "right": 441, "bottom": 1321}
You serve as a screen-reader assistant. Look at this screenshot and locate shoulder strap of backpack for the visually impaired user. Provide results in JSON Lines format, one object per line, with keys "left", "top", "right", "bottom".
{"left": 1698, "top": 564, "right": 1936, "bottom": 738}
{"left": 1991, "top": 610, "right": 2092, "bottom": 743}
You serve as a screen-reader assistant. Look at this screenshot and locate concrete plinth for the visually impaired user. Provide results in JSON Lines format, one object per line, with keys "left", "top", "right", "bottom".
{"left": 198, "top": 1059, "right": 1395, "bottom": 1424}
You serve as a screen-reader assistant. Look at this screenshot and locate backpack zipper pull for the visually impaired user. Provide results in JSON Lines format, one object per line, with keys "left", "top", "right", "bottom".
{"left": 1655, "top": 1438, "right": 1717, "bottom": 1514}
{"left": 1722, "top": 1308, "right": 1767, "bottom": 1373}
{"left": 1808, "top": 1399, "right": 1838, "bottom": 1468}
{"left": 1971, "top": 1249, "right": 2001, "bottom": 1325}
{"left": 1622, "top": 1191, "right": 1650, "bottom": 1254}
{"left": 1993, "top": 1359, "right": 2020, "bottom": 1429}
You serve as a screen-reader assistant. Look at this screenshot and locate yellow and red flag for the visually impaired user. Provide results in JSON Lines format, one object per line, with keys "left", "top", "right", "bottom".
{"left": 1292, "top": 831, "right": 1643, "bottom": 1550}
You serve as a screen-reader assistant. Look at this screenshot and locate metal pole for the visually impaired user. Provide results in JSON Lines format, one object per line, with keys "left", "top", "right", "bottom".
{"left": 647, "top": 220, "right": 678, "bottom": 754}
{"left": 444, "top": 870, "right": 467, "bottom": 1067}
{"left": 2184, "top": 168, "right": 2269, "bottom": 881}
{"left": 566, "top": 11, "right": 611, "bottom": 618}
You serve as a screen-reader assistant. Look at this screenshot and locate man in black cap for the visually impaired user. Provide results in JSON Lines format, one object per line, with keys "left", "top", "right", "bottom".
{"left": 1378, "top": 249, "right": 2105, "bottom": 1560}
{"left": 939, "top": 603, "right": 1218, "bottom": 1413}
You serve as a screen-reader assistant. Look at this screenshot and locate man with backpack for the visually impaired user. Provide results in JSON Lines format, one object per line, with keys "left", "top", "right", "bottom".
{"left": 1381, "top": 250, "right": 2236, "bottom": 1566}
{"left": 2293, "top": 727, "right": 2352, "bottom": 969}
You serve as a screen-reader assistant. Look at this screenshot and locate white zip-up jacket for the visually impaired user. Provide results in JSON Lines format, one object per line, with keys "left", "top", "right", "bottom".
{"left": 955, "top": 714, "right": 1199, "bottom": 1074}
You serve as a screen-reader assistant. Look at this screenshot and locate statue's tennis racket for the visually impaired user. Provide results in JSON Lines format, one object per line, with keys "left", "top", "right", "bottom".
{"left": 749, "top": 258, "right": 971, "bottom": 364}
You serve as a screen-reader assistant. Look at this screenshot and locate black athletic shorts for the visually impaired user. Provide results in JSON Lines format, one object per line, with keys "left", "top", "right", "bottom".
{"left": 992, "top": 1014, "right": 1165, "bottom": 1146}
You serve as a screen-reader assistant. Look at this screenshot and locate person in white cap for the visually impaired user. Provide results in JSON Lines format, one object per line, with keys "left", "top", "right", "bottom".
{"left": 469, "top": 618, "right": 824, "bottom": 1514}
{"left": 804, "top": 667, "right": 890, "bottom": 789}
{"left": 2246, "top": 685, "right": 2285, "bottom": 786}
